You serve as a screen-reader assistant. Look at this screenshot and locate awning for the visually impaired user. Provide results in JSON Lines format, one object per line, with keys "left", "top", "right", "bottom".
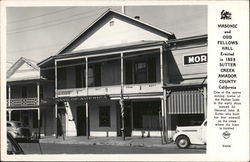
{"left": 167, "top": 88, "right": 204, "bottom": 114}
{"left": 55, "top": 95, "right": 110, "bottom": 102}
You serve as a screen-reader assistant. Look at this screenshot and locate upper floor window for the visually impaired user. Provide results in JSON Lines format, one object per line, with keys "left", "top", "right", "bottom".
{"left": 135, "top": 62, "right": 148, "bottom": 84}
{"left": 125, "top": 57, "right": 156, "bottom": 84}
{"left": 22, "top": 86, "right": 27, "bottom": 98}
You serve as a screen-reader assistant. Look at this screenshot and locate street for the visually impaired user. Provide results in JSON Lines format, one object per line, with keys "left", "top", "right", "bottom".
{"left": 19, "top": 142, "right": 206, "bottom": 154}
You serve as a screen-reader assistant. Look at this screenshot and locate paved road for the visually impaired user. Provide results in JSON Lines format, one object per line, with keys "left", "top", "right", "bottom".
{"left": 19, "top": 143, "right": 206, "bottom": 154}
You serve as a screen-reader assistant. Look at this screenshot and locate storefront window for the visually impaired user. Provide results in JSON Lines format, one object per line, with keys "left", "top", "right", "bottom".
{"left": 99, "top": 106, "right": 110, "bottom": 127}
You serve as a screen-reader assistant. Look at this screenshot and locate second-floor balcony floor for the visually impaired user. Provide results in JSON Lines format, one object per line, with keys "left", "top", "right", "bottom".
{"left": 57, "top": 82, "right": 163, "bottom": 98}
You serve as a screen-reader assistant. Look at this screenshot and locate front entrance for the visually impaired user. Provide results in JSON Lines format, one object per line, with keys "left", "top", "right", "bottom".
{"left": 77, "top": 106, "right": 86, "bottom": 136}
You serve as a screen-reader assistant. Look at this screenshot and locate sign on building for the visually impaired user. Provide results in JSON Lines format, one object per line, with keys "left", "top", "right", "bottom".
{"left": 184, "top": 53, "right": 207, "bottom": 65}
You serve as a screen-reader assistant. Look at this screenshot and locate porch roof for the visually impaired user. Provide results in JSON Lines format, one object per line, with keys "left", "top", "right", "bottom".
{"left": 38, "top": 40, "right": 166, "bottom": 69}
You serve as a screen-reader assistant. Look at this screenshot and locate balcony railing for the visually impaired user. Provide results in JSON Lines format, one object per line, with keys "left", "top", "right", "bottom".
{"left": 57, "top": 83, "right": 162, "bottom": 98}
{"left": 7, "top": 98, "right": 55, "bottom": 107}
{"left": 7, "top": 98, "right": 38, "bottom": 107}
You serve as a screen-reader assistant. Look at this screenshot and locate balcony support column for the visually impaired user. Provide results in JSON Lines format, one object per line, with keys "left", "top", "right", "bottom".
{"left": 8, "top": 85, "right": 11, "bottom": 107}
{"left": 55, "top": 60, "right": 58, "bottom": 138}
{"left": 120, "top": 52, "right": 125, "bottom": 141}
{"left": 203, "top": 86, "right": 207, "bottom": 119}
{"left": 160, "top": 46, "right": 164, "bottom": 85}
{"left": 8, "top": 110, "right": 12, "bottom": 121}
{"left": 37, "top": 108, "right": 40, "bottom": 139}
{"left": 85, "top": 57, "right": 89, "bottom": 139}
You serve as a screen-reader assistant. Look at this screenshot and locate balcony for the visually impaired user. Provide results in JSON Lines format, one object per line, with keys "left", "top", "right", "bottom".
{"left": 57, "top": 83, "right": 162, "bottom": 98}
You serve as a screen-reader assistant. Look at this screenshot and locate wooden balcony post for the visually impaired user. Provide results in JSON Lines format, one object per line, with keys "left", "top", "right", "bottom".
{"left": 38, "top": 108, "right": 41, "bottom": 139}
{"left": 120, "top": 52, "right": 125, "bottom": 140}
{"left": 163, "top": 88, "right": 168, "bottom": 143}
{"left": 8, "top": 110, "right": 12, "bottom": 121}
{"left": 203, "top": 86, "right": 207, "bottom": 119}
{"left": 37, "top": 82, "right": 40, "bottom": 106}
{"left": 160, "top": 46, "right": 163, "bottom": 86}
{"left": 8, "top": 85, "right": 11, "bottom": 107}
{"left": 85, "top": 57, "right": 89, "bottom": 139}
{"left": 55, "top": 60, "right": 58, "bottom": 138}
{"left": 55, "top": 60, "right": 58, "bottom": 98}
{"left": 161, "top": 98, "right": 166, "bottom": 144}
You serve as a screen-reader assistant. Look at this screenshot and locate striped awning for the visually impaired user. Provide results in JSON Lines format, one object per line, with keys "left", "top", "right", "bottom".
{"left": 167, "top": 88, "right": 204, "bottom": 114}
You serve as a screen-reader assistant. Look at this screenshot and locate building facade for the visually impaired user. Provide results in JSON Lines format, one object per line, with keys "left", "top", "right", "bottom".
{"left": 7, "top": 9, "right": 207, "bottom": 141}
{"left": 6, "top": 57, "right": 55, "bottom": 136}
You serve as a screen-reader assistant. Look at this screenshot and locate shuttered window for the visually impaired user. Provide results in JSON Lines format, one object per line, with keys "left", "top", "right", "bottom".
{"left": 167, "top": 88, "right": 204, "bottom": 114}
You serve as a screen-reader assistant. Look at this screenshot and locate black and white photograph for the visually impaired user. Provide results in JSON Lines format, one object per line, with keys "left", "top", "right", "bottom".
{"left": 5, "top": 5, "right": 207, "bottom": 155}
{"left": 1, "top": 1, "right": 249, "bottom": 161}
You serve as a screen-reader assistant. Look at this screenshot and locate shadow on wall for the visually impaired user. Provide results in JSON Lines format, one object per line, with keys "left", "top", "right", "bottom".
{"left": 166, "top": 51, "right": 183, "bottom": 84}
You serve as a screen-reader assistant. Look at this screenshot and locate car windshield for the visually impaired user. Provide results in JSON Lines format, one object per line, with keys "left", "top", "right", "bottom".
{"left": 12, "top": 122, "right": 23, "bottom": 127}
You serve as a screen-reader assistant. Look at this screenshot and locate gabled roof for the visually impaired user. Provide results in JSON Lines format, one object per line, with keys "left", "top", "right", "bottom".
{"left": 7, "top": 57, "right": 39, "bottom": 79}
{"left": 56, "top": 9, "right": 175, "bottom": 55}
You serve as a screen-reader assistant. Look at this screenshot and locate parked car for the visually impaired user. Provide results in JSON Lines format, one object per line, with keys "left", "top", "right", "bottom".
{"left": 7, "top": 132, "right": 24, "bottom": 154}
{"left": 173, "top": 119, "right": 207, "bottom": 149}
{"left": 7, "top": 121, "right": 31, "bottom": 140}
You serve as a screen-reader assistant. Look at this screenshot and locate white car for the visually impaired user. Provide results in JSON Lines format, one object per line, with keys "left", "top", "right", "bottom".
{"left": 173, "top": 120, "right": 207, "bottom": 149}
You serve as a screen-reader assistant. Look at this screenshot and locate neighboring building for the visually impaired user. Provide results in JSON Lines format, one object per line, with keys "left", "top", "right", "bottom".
{"left": 8, "top": 9, "right": 207, "bottom": 141}
{"left": 6, "top": 57, "right": 55, "bottom": 136}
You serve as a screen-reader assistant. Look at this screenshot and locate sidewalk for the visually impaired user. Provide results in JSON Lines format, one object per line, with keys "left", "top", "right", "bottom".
{"left": 39, "top": 136, "right": 206, "bottom": 149}
{"left": 39, "top": 136, "right": 175, "bottom": 148}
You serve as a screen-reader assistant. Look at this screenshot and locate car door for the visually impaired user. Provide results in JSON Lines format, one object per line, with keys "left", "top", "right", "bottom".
{"left": 201, "top": 120, "right": 207, "bottom": 143}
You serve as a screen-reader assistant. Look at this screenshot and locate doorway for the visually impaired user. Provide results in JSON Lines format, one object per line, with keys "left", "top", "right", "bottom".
{"left": 77, "top": 106, "right": 86, "bottom": 136}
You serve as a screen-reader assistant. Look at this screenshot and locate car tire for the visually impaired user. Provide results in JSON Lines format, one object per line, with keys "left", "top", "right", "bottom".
{"left": 176, "top": 135, "right": 190, "bottom": 149}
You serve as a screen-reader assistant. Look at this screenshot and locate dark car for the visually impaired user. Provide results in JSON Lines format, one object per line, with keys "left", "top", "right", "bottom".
{"left": 7, "top": 121, "right": 31, "bottom": 140}
{"left": 7, "top": 132, "right": 24, "bottom": 154}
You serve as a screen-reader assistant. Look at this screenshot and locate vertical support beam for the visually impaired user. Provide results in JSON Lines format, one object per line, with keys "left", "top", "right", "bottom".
{"left": 38, "top": 108, "right": 40, "bottom": 139}
{"left": 55, "top": 60, "right": 58, "bottom": 138}
{"left": 161, "top": 99, "right": 166, "bottom": 143}
{"left": 8, "top": 85, "right": 11, "bottom": 107}
{"left": 160, "top": 46, "right": 164, "bottom": 85}
{"left": 120, "top": 52, "right": 125, "bottom": 140}
{"left": 85, "top": 57, "right": 89, "bottom": 139}
{"left": 55, "top": 60, "right": 58, "bottom": 98}
{"left": 8, "top": 110, "right": 12, "bottom": 121}
{"left": 163, "top": 89, "right": 168, "bottom": 143}
{"left": 37, "top": 82, "right": 40, "bottom": 106}
{"left": 203, "top": 86, "right": 207, "bottom": 119}
{"left": 36, "top": 82, "right": 41, "bottom": 137}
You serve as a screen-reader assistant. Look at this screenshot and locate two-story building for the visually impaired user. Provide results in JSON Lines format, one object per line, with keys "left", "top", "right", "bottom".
{"left": 36, "top": 9, "right": 207, "bottom": 141}
{"left": 7, "top": 57, "right": 55, "bottom": 137}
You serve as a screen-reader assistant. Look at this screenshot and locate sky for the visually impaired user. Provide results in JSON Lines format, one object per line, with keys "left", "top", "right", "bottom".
{"left": 6, "top": 5, "right": 207, "bottom": 65}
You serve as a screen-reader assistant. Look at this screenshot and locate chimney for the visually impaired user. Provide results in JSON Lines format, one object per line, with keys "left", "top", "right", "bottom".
{"left": 134, "top": 16, "right": 140, "bottom": 20}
